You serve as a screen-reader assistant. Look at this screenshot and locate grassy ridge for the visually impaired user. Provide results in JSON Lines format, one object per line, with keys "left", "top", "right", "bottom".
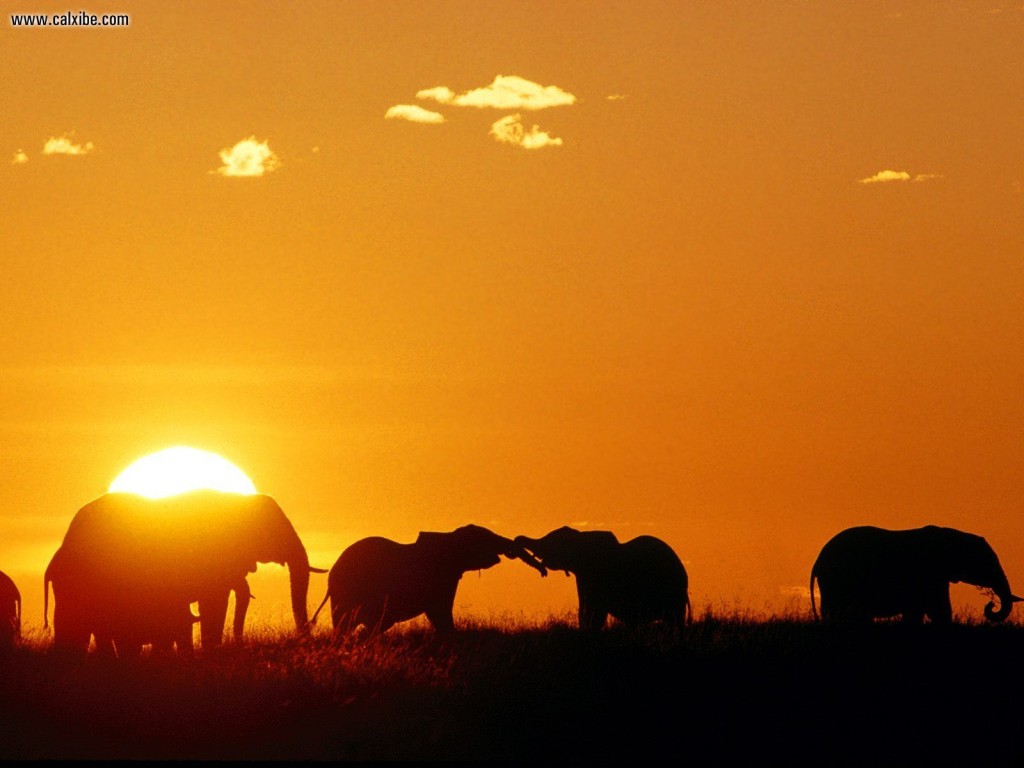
{"left": 2, "top": 613, "right": 1023, "bottom": 762}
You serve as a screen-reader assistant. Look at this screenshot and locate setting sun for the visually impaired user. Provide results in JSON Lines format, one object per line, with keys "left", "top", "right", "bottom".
{"left": 108, "top": 446, "right": 257, "bottom": 499}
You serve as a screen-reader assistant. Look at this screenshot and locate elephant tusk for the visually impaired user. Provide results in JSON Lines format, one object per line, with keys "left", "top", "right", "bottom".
{"left": 1012, "top": 595, "right": 1024, "bottom": 603}
{"left": 310, "top": 566, "right": 330, "bottom": 574}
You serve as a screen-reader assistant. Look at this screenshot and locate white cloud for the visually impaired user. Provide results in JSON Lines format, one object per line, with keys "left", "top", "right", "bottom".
{"left": 419, "top": 75, "right": 576, "bottom": 111}
{"left": 489, "top": 114, "right": 563, "bottom": 149}
{"left": 12, "top": 150, "right": 28, "bottom": 165}
{"left": 415, "top": 86, "right": 456, "bottom": 104}
{"left": 859, "top": 169, "right": 943, "bottom": 184}
{"left": 606, "top": 94, "right": 628, "bottom": 101}
{"left": 385, "top": 104, "right": 446, "bottom": 124}
{"left": 42, "top": 135, "right": 95, "bottom": 156}
{"left": 215, "top": 136, "right": 280, "bottom": 177}
{"left": 859, "top": 169, "right": 910, "bottom": 184}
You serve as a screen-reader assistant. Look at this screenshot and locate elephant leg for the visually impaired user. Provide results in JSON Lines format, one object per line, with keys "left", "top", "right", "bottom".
{"left": 174, "top": 612, "right": 197, "bottom": 655}
{"left": 232, "top": 581, "right": 251, "bottom": 642}
{"left": 664, "top": 605, "right": 686, "bottom": 630}
{"left": 425, "top": 606, "right": 456, "bottom": 633}
{"left": 426, "top": 584, "right": 459, "bottom": 633}
{"left": 578, "top": 598, "right": 608, "bottom": 631}
{"left": 117, "top": 637, "right": 146, "bottom": 658}
{"left": 148, "top": 638, "right": 174, "bottom": 656}
{"left": 198, "top": 590, "right": 230, "bottom": 649}
{"left": 93, "top": 631, "right": 119, "bottom": 658}
{"left": 330, "top": 599, "right": 363, "bottom": 635}
{"left": 366, "top": 605, "right": 397, "bottom": 635}
{"left": 926, "top": 589, "right": 953, "bottom": 625}
{"left": 175, "top": 628, "right": 195, "bottom": 656}
{"left": 52, "top": 599, "right": 92, "bottom": 654}
{"left": 329, "top": 599, "right": 347, "bottom": 632}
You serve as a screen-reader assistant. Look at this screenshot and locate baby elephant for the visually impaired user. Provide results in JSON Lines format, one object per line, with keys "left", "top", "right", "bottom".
{"left": 0, "top": 569, "right": 21, "bottom": 649}
{"left": 312, "top": 524, "right": 547, "bottom": 634}
{"left": 515, "top": 527, "right": 690, "bottom": 631}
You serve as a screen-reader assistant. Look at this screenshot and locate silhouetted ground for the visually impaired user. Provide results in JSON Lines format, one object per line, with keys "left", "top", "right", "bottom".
{"left": 2, "top": 614, "right": 1022, "bottom": 762}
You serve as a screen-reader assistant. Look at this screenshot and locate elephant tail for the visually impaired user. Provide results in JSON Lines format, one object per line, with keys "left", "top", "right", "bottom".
{"left": 809, "top": 567, "right": 819, "bottom": 622}
{"left": 310, "top": 590, "right": 330, "bottom": 626}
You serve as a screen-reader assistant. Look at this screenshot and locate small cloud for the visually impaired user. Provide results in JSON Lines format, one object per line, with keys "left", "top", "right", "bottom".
{"left": 215, "top": 136, "right": 280, "bottom": 177}
{"left": 859, "top": 169, "right": 910, "bottom": 184}
{"left": 606, "top": 94, "right": 628, "bottom": 101}
{"left": 489, "top": 114, "right": 563, "bottom": 149}
{"left": 419, "top": 75, "right": 576, "bottom": 111}
{"left": 385, "top": 104, "right": 446, "bottom": 124}
{"left": 12, "top": 149, "right": 29, "bottom": 165}
{"left": 415, "top": 86, "right": 456, "bottom": 104}
{"left": 311, "top": 146, "right": 320, "bottom": 154}
{"left": 42, "top": 135, "right": 95, "bottom": 156}
{"left": 859, "top": 169, "right": 943, "bottom": 184}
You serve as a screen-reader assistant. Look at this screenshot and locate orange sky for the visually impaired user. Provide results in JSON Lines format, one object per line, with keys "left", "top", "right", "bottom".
{"left": 2, "top": 1, "right": 1023, "bottom": 629}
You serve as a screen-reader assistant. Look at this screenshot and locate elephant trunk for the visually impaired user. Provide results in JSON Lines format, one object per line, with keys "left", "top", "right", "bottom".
{"left": 503, "top": 536, "right": 547, "bottom": 577}
{"left": 514, "top": 535, "right": 537, "bottom": 549}
{"left": 983, "top": 582, "right": 1022, "bottom": 622}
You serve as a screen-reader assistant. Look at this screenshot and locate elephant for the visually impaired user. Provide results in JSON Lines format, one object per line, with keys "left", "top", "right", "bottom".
{"left": 90, "top": 576, "right": 250, "bottom": 658}
{"left": 514, "top": 527, "right": 691, "bottom": 631}
{"left": 94, "top": 595, "right": 202, "bottom": 658}
{"left": 810, "top": 525, "right": 1023, "bottom": 625}
{"left": 44, "top": 490, "right": 324, "bottom": 656}
{"left": 0, "top": 569, "right": 21, "bottom": 649}
{"left": 311, "top": 524, "right": 547, "bottom": 634}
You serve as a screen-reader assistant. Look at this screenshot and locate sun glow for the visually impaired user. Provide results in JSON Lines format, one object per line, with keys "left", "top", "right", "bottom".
{"left": 109, "top": 446, "right": 257, "bottom": 498}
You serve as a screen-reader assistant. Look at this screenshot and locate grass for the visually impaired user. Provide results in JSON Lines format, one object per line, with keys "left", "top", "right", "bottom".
{"left": 3, "top": 610, "right": 1024, "bottom": 762}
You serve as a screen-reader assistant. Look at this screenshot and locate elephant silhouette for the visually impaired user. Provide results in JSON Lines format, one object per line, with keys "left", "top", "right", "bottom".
{"left": 87, "top": 576, "right": 250, "bottom": 657}
{"left": 810, "top": 525, "right": 1024, "bottom": 624}
{"left": 515, "top": 527, "right": 691, "bottom": 631}
{"left": 45, "top": 490, "right": 324, "bottom": 656}
{"left": 312, "top": 524, "right": 547, "bottom": 634}
{"left": 0, "top": 569, "right": 21, "bottom": 649}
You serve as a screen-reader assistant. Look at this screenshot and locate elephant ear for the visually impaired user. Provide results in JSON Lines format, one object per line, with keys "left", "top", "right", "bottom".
{"left": 416, "top": 530, "right": 487, "bottom": 575}
{"left": 414, "top": 531, "right": 449, "bottom": 569}
{"left": 570, "top": 530, "right": 620, "bottom": 571}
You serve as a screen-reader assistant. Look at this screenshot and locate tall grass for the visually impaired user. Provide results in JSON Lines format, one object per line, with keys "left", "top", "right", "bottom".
{"left": 3, "top": 611, "right": 1024, "bottom": 761}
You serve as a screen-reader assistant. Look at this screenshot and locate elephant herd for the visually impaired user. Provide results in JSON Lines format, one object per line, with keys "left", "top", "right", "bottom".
{"left": 0, "top": 490, "right": 1020, "bottom": 657}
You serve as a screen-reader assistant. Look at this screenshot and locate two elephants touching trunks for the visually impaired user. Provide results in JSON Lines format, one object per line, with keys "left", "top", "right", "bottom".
{"left": 312, "top": 524, "right": 690, "bottom": 635}
{"left": 811, "top": 525, "right": 1023, "bottom": 625}
{"left": 45, "top": 491, "right": 324, "bottom": 657}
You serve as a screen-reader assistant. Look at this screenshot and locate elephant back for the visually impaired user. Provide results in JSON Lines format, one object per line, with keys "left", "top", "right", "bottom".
{"left": 622, "top": 536, "right": 688, "bottom": 590}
